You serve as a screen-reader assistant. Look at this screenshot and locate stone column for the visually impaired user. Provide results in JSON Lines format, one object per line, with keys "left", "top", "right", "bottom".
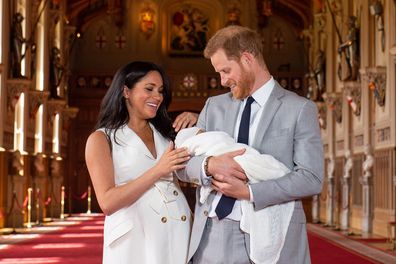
{"left": 48, "top": 157, "right": 63, "bottom": 218}
{"left": 361, "top": 144, "right": 374, "bottom": 234}
{"left": 340, "top": 150, "right": 352, "bottom": 230}
{"left": 6, "top": 150, "right": 25, "bottom": 228}
{"left": 326, "top": 155, "right": 335, "bottom": 226}
{"left": 312, "top": 194, "right": 320, "bottom": 223}
{"left": 32, "top": 153, "right": 47, "bottom": 223}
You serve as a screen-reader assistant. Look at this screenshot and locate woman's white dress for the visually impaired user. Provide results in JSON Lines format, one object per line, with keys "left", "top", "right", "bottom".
{"left": 99, "top": 124, "right": 191, "bottom": 264}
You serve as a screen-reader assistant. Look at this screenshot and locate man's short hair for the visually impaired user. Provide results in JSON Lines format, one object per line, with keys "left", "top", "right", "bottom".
{"left": 203, "top": 26, "right": 265, "bottom": 65}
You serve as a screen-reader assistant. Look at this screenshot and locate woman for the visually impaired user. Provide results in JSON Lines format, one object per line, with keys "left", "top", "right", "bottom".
{"left": 85, "top": 61, "right": 191, "bottom": 264}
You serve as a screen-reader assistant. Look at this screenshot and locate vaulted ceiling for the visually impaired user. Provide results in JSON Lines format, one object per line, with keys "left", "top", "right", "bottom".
{"left": 65, "top": 0, "right": 312, "bottom": 34}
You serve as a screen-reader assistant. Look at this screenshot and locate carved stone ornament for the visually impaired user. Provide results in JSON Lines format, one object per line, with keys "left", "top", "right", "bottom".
{"left": 366, "top": 67, "right": 386, "bottom": 107}
{"left": 327, "top": 155, "right": 335, "bottom": 179}
{"left": 62, "top": 106, "right": 79, "bottom": 130}
{"left": 314, "top": 12, "right": 326, "bottom": 32}
{"left": 28, "top": 90, "right": 50, "bottom": 119}
{"left": 343, "top": 150, "right": 353, "bottom": 178}
{"left": 6, "top": 80, "right": 30, "bottom": 113}
{"left": 47, "top": 99, "right": 66, "bottom": 123}
{"left": 9, "top": 150, "right": 24, "bottom": 177}
{"left": 33, "top": 152, "right": 46, "bottom": 178}
{"left": 62, "top": 106, "right": 79, "bottom": 121}
{"left": 322, "top": 92, "right": 343, "bottom": 123}
{"left": 362, "top": 144, "right": 374, "bottom": 179}
{"left": 315, "top": 102, "right": 327, "bottom": 129}
{"left": 50, "top": 157, "right": 62, "bottom": 178}
{"left": 343, "top": 83, "right": 361, "bottom": 116}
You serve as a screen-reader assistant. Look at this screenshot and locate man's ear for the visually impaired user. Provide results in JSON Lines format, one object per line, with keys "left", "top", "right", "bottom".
{"left": 241, "top": 52, "right": 254, "bottom": 66}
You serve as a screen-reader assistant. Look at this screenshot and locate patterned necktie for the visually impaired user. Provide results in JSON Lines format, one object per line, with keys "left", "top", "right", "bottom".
{"left": 215, "top": 96, "right": 255, "bottom": 220}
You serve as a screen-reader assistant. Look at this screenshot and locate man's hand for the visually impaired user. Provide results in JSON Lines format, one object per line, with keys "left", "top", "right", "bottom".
{"left": 208, "top": 148, "right": 249, "bottom": 200}
{"left": 173, "top": 112, "right": 198, "bottom": 132}
{"left": 211, "top": 174, "right": 250, "bottom": 200}
{"left": 207, "top": 149, "right": 247, "bottom": 180}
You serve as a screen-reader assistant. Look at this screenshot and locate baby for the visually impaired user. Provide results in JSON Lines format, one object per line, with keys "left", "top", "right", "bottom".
{"left": 175, "top": 127, "right": 295, "bottom": 264}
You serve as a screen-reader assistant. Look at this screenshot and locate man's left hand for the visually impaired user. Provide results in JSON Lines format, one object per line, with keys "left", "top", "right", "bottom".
{"left": 211, "top": 174, "right": 250, "bottom": 200}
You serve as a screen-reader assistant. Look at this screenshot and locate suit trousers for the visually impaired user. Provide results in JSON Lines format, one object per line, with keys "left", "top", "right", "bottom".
{"left": 192, "top": 218, "right": 252, "bottom": 264}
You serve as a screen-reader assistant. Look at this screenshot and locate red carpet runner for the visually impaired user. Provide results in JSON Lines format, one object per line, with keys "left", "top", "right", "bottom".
{"left": 0, "top": 214, "right": 104, "bottom": 264}
{"left": 308, "top": 231, "right": 381, "bottom": 264}
{"left": 0, "top": 214, "right": 386, "bottom": 263}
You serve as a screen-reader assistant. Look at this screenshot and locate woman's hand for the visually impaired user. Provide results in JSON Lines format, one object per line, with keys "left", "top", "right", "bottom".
{"left": 151, "top": 142, "right": 190, "bottom": 178}
{"left": 173, "top": 112, "right": 198, "bottom": 132}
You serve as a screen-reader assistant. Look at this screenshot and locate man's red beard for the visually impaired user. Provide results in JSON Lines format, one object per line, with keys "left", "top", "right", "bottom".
{"left": 227, "top": 65, "right": 255, "bottom": 100}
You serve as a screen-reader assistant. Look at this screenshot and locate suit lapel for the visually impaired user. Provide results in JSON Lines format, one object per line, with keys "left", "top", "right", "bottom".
{"left": 252, "top": 83, "right": 285, "bottom": 149}
{"left": 223, "top": 96, "right": 241, "bottom": 136}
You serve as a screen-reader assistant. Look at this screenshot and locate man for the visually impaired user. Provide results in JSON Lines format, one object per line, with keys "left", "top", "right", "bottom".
{"left": 176, "top": 25, "right": 324, "bottom": 264}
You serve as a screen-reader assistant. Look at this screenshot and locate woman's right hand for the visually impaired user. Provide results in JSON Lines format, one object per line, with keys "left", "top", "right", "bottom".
{"left": 152, "top": 142, "right": 190, "bottom": 178}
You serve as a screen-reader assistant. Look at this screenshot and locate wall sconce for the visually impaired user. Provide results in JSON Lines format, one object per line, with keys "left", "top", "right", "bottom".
{"left": 140, "top": 6, "right": 155, "bottom": 39}
{"left": 262, "top": 0, "right": 273, "bottom": 17}
{"left": 226, "top": 5, "right": 241, "bottom": 26}
{"left": 369, "top": 0, "right": 385, "bottom": 52}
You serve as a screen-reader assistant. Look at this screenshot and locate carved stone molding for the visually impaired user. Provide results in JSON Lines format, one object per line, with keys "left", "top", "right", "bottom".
{"left": 64, "top": 25, "right": 77, "bottom": 56}
{"left": 343, "top": 82, "right": 361, "bottom": 116}
{"left": 390, "top": 45, "right": 396, "bottom": 56}
{"left": 362, "top": 144, "right": 374, "bottom": 179}
{"left": 33, "top": 152, "right": 46, "bottom": 178}
{"left": 323, "top": 92, "right": 343, "bottom": 123}
{"left": 6, "top": 80, "right": 31, "bottom": 113}
{"left": 315, "top": 102, "right": 327, "bottom": 129}
{"left": 327, "top": 155, "right": 335, "bottom": 179}
{"left": 365, "top": 66, "right": 386, "bottom": 107}
{"left": 47, "top": 99, "right": 66, "bottom": 123}
{"left": 62, "top": 106, "right": 79, "bottom": 130}
{"left": 28, "top": 90, "right": 50, "bottom": 119}
{"left": 8, "top": 150, "right": 24, "bottom": 177}
{"left": 62, "top": 106, "right": 79, "bottom": 120}
{"left": 50, "top": 157, "right": 63, "bottom": 179}
{"left": 314, "top": 12, "right": 326, "bottom": 32}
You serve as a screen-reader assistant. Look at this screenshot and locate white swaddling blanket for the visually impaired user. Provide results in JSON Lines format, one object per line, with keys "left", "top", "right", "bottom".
{"left": 175, "top": 127, "right": 295, "bottom": 264}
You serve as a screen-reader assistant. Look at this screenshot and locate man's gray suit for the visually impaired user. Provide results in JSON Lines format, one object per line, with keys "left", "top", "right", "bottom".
{"left": 177, "top": 83, "right": 324, "bottom": 263}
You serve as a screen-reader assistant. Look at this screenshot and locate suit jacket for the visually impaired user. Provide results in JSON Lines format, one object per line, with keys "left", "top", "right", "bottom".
{"left": 177, "top": 82, "right": 324, "bottom": 263}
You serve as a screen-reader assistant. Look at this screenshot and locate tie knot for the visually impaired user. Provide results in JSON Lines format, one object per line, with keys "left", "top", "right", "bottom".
{"left": 246, "top": 96, "right": 255, "bottom": 106}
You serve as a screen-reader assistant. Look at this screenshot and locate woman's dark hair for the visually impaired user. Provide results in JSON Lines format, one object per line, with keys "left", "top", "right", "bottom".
{"left": 95, "top": 61, "right": 175, "bottom": 144}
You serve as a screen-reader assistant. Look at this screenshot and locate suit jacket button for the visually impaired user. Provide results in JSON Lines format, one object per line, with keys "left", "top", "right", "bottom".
{"left": 173, "top": 190, "right": 179, "bottom": 196}
{"left": 161, "top": 217, "right": 167, "bottom": 223}
{"left": 181, "top": 215, "right": 187, "bottom": 221}
{"left": 204, "top": 211, "right": 208, "bottom": 216}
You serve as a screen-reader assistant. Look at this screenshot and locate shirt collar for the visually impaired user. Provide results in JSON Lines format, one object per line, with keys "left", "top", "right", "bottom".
{"left": 250, "top": 76, "right": 275, "bottom": 107}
